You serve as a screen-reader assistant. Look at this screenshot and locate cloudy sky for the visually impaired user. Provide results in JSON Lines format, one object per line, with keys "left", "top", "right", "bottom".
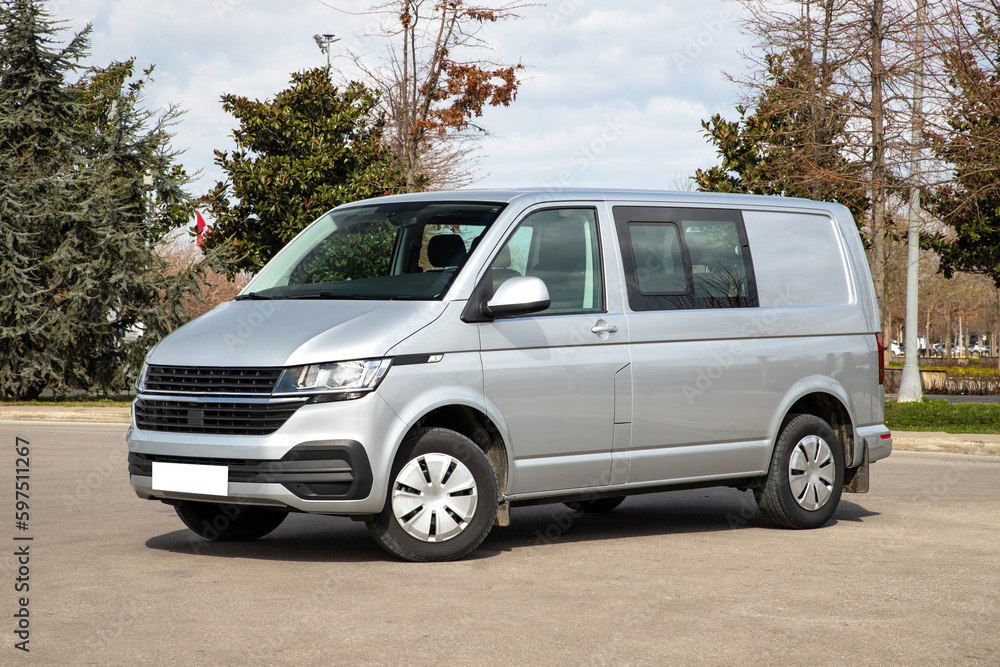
{"left": 48, "top": 0, "right": 754, "bottom": 205}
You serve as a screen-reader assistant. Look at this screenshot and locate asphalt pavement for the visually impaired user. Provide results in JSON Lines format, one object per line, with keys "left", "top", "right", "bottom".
{"left": 0, "top": 421, "right": 997, "bottom": 665}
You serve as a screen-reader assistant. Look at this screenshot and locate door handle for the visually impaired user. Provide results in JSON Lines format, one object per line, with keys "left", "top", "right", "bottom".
{"left": 591, "top": 323, "right": 619, "bottom": 335}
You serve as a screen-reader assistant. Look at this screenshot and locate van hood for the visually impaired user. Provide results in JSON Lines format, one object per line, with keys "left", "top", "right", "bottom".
{"left": 146, "top": 300, "right": 449, "bottom": 368}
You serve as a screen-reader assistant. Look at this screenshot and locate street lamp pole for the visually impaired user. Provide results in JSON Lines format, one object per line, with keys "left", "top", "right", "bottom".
{"left": 313, "top": 33, "right": 340, "bottom": 67}
{"left": 898, "top": 0, "right": 926, "bottom": 402}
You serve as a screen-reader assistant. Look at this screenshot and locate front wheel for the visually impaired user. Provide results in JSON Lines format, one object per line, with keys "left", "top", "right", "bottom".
{"left": 174, "top": 501, "right": 287, "bottom": 542}
{"left": 754, "top": 414, "right": 844, "bottom": 529}
{"left": 367, "top": 428, "right": 498, "bottom": 562}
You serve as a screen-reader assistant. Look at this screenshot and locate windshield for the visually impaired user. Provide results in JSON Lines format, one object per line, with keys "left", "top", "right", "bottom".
{"left": 240, "top": 201, "right": 506, "bottom": 300}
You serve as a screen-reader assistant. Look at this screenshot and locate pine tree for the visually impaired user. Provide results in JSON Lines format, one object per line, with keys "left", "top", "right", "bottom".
{"left": 0, "top": 1, "right": 206, "bottom": 398}
{"left": 67, "top": 59, "right": 208, "bottom": 392}
{"left": 0, "top": 0, "right": 89, "bottom": 398}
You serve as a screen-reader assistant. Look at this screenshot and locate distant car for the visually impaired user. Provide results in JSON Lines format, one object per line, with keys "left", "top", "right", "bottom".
{"left": 890, "top": 341, "right": 903, "bottom": 356}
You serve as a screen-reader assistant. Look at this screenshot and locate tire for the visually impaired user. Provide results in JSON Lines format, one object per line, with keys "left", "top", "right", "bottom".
{"left": 174, "top": 501, "right": 288, "bottom": 542}
{"left": 367, "top": 428, "right": 498, "bottom": 562}
{"left": 564, "top": 496, "right": 626, "bottom": 513}
{"left": 755, "top": 414, "right": 845, "bottom": 529}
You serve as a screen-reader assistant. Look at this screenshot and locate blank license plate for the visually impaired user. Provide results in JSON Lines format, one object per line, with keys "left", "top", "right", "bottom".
{"left": 152, "top": 462, "right": 228, "bottom": 497}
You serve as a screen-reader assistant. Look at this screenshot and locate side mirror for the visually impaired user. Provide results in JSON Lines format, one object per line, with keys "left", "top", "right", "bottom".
{"left": 482, "top": 276, "right": 550, "bottom": 319}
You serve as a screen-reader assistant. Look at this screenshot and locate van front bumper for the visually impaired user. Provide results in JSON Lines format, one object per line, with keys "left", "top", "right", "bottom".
{"left": 126, "top": 392, "right": 403, "bottom": 515}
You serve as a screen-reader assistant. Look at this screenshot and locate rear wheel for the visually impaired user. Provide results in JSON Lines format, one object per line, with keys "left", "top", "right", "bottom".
{"left": 564, "top": 496, "right": 626, "bottom": 513}
{"left": 367, "top": 428, "right": 498, "bottom": 562}
{"left": 754, "top": 414, "right": 844, "bottom": 529}
{"left": 174, "top": 501, "right": 287, "bottom": 542}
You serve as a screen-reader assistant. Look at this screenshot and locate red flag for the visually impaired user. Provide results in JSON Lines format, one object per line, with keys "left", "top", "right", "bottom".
{"left": 195, "top": 210, "right": 207, "bottom": 247}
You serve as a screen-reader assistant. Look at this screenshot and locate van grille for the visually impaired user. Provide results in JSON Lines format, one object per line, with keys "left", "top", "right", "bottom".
{"left": 144, "top": 366, "right": 282, "bottom": 395}
{"left": 134, "top": 398, "right": 308, "bottom": 435}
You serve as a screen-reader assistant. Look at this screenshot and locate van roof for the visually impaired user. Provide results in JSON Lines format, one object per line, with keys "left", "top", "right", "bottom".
{"left": 337, "top": 188, "right": 849, "bottom": 215}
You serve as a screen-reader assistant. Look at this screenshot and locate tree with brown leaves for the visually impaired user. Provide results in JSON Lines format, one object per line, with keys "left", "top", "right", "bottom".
{"left": 333, "top": 0, "right": 530, "bottom": 191}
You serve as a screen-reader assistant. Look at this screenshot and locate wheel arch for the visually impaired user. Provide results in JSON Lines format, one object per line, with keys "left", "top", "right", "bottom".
{"left": 772, "top": 380, "right": 857, "bottom": 470}
{"left": 406, "top": 404, "right": 509, "bottom": 499}
{"left": 386, "top": 391, "right": 512, "bottom": 503}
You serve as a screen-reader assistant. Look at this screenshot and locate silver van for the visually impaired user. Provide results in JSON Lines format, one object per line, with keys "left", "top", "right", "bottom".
{"left": 127, "top": 189, "right": 892, "bottom": 561}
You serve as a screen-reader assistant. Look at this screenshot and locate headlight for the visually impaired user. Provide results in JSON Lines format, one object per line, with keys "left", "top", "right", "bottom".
{"left": 273, "top": 358, "right": 392, "bottom": 400}
{"left": 135, "top": 362, "right": 149, "bottom": 392}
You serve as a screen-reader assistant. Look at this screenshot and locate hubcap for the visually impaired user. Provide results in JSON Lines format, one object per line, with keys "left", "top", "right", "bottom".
{"left": 788, "top": 435, "right": 836, "bottom": 511}
{"left": 391, "top": 453, "right": 478, "bottom": 542}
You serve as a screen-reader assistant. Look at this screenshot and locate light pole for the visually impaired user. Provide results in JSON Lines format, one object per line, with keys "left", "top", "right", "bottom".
{"left": 313, "top": 34, "right": 340, "bottom": 67}
{"left": 898, "top": 0, "right": 926, "bottom": 402}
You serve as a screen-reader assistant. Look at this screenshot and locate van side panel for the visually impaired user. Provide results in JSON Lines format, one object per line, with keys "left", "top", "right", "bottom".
{"left": 743, "top": 207, "right": 883, "bottom": 430}
{"left": 622, "top": 206, "right": 877, "bottom": 486}
{"left": 625, "top": 325, "right": 875, "bottom": 484}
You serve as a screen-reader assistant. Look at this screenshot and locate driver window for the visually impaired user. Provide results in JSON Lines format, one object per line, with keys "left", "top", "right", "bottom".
{"left": 489, "top": 208, "right": 603, "bottom": 315}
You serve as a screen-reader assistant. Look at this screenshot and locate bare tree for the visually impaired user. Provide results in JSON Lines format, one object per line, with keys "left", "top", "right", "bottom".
{"left": 329, "top": 1, "right": 530, "bottom": 191}
{"left": 720, "top": 0, "right": 963, "bottom": 368}
{"left": 158, "top": 238, "right": 251, "bottom": 321}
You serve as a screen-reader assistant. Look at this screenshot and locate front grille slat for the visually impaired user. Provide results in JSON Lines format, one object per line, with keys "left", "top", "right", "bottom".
{"left": 144, "top": 366, "right": 283, "bottom": 395}
{"left": 135, "top": 398, "right": 307, "bottom": 436}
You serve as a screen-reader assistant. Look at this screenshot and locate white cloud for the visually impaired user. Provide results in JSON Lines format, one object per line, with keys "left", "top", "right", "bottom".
{"left": 48, "top": 0, "right": 754, "bottom": 200}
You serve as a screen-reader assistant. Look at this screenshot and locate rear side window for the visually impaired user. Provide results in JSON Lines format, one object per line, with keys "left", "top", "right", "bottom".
{"left": 628, "top": 223, "right": 686, "bottom": 294}
{"left": 741, "top": 210, "right": 852, "bottom": 306}
{"left": 614, "top": 206, "right": 758, "bottom": 311}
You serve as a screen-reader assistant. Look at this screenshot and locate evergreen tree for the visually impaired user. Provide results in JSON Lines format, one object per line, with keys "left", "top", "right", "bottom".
{"left": 695, "top": 48, "right": 869, "bottom": 223}
{"left": 929, "top": 9, "right": 1000, "bottom": 288}
{"left": 67, "top": 59, "right": 208, "bottom": 392}
{"left": 201, "top": 68, "right": 406, "bottom": 274}
{"left": 0, "top": 1, "right": 206, "bottom": 398}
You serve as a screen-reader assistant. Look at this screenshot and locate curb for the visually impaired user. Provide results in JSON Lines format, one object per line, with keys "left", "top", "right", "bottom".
{"left": 891, "top": 431, "right": 1000, "bottom": 457}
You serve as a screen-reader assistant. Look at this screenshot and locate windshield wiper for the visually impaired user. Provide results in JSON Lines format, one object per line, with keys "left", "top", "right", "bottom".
{"left": 279, "top": 292, "right": 373, "bottom": 300}
{"left": 234, "top": 292, "right": 274, "bottom": 301}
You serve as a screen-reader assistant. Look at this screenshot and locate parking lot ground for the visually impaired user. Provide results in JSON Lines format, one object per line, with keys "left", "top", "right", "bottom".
{"left": 1, "top": 421, "right": 998, "bottom": 665}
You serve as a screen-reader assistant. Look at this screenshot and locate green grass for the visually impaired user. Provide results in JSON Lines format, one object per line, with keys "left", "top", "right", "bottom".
{"left": 887, "top": 362, "right": 1000, "bottom": 377}
{"left": 885, "top": 399, "right": 1000, "bottom": 434}
{"left": 0, "top": 395, "right": 133, "bottom": 408}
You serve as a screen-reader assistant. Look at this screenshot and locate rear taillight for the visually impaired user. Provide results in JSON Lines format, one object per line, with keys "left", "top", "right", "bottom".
{"left": 875, "top": 332, "right": 885, "bottom": 385}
